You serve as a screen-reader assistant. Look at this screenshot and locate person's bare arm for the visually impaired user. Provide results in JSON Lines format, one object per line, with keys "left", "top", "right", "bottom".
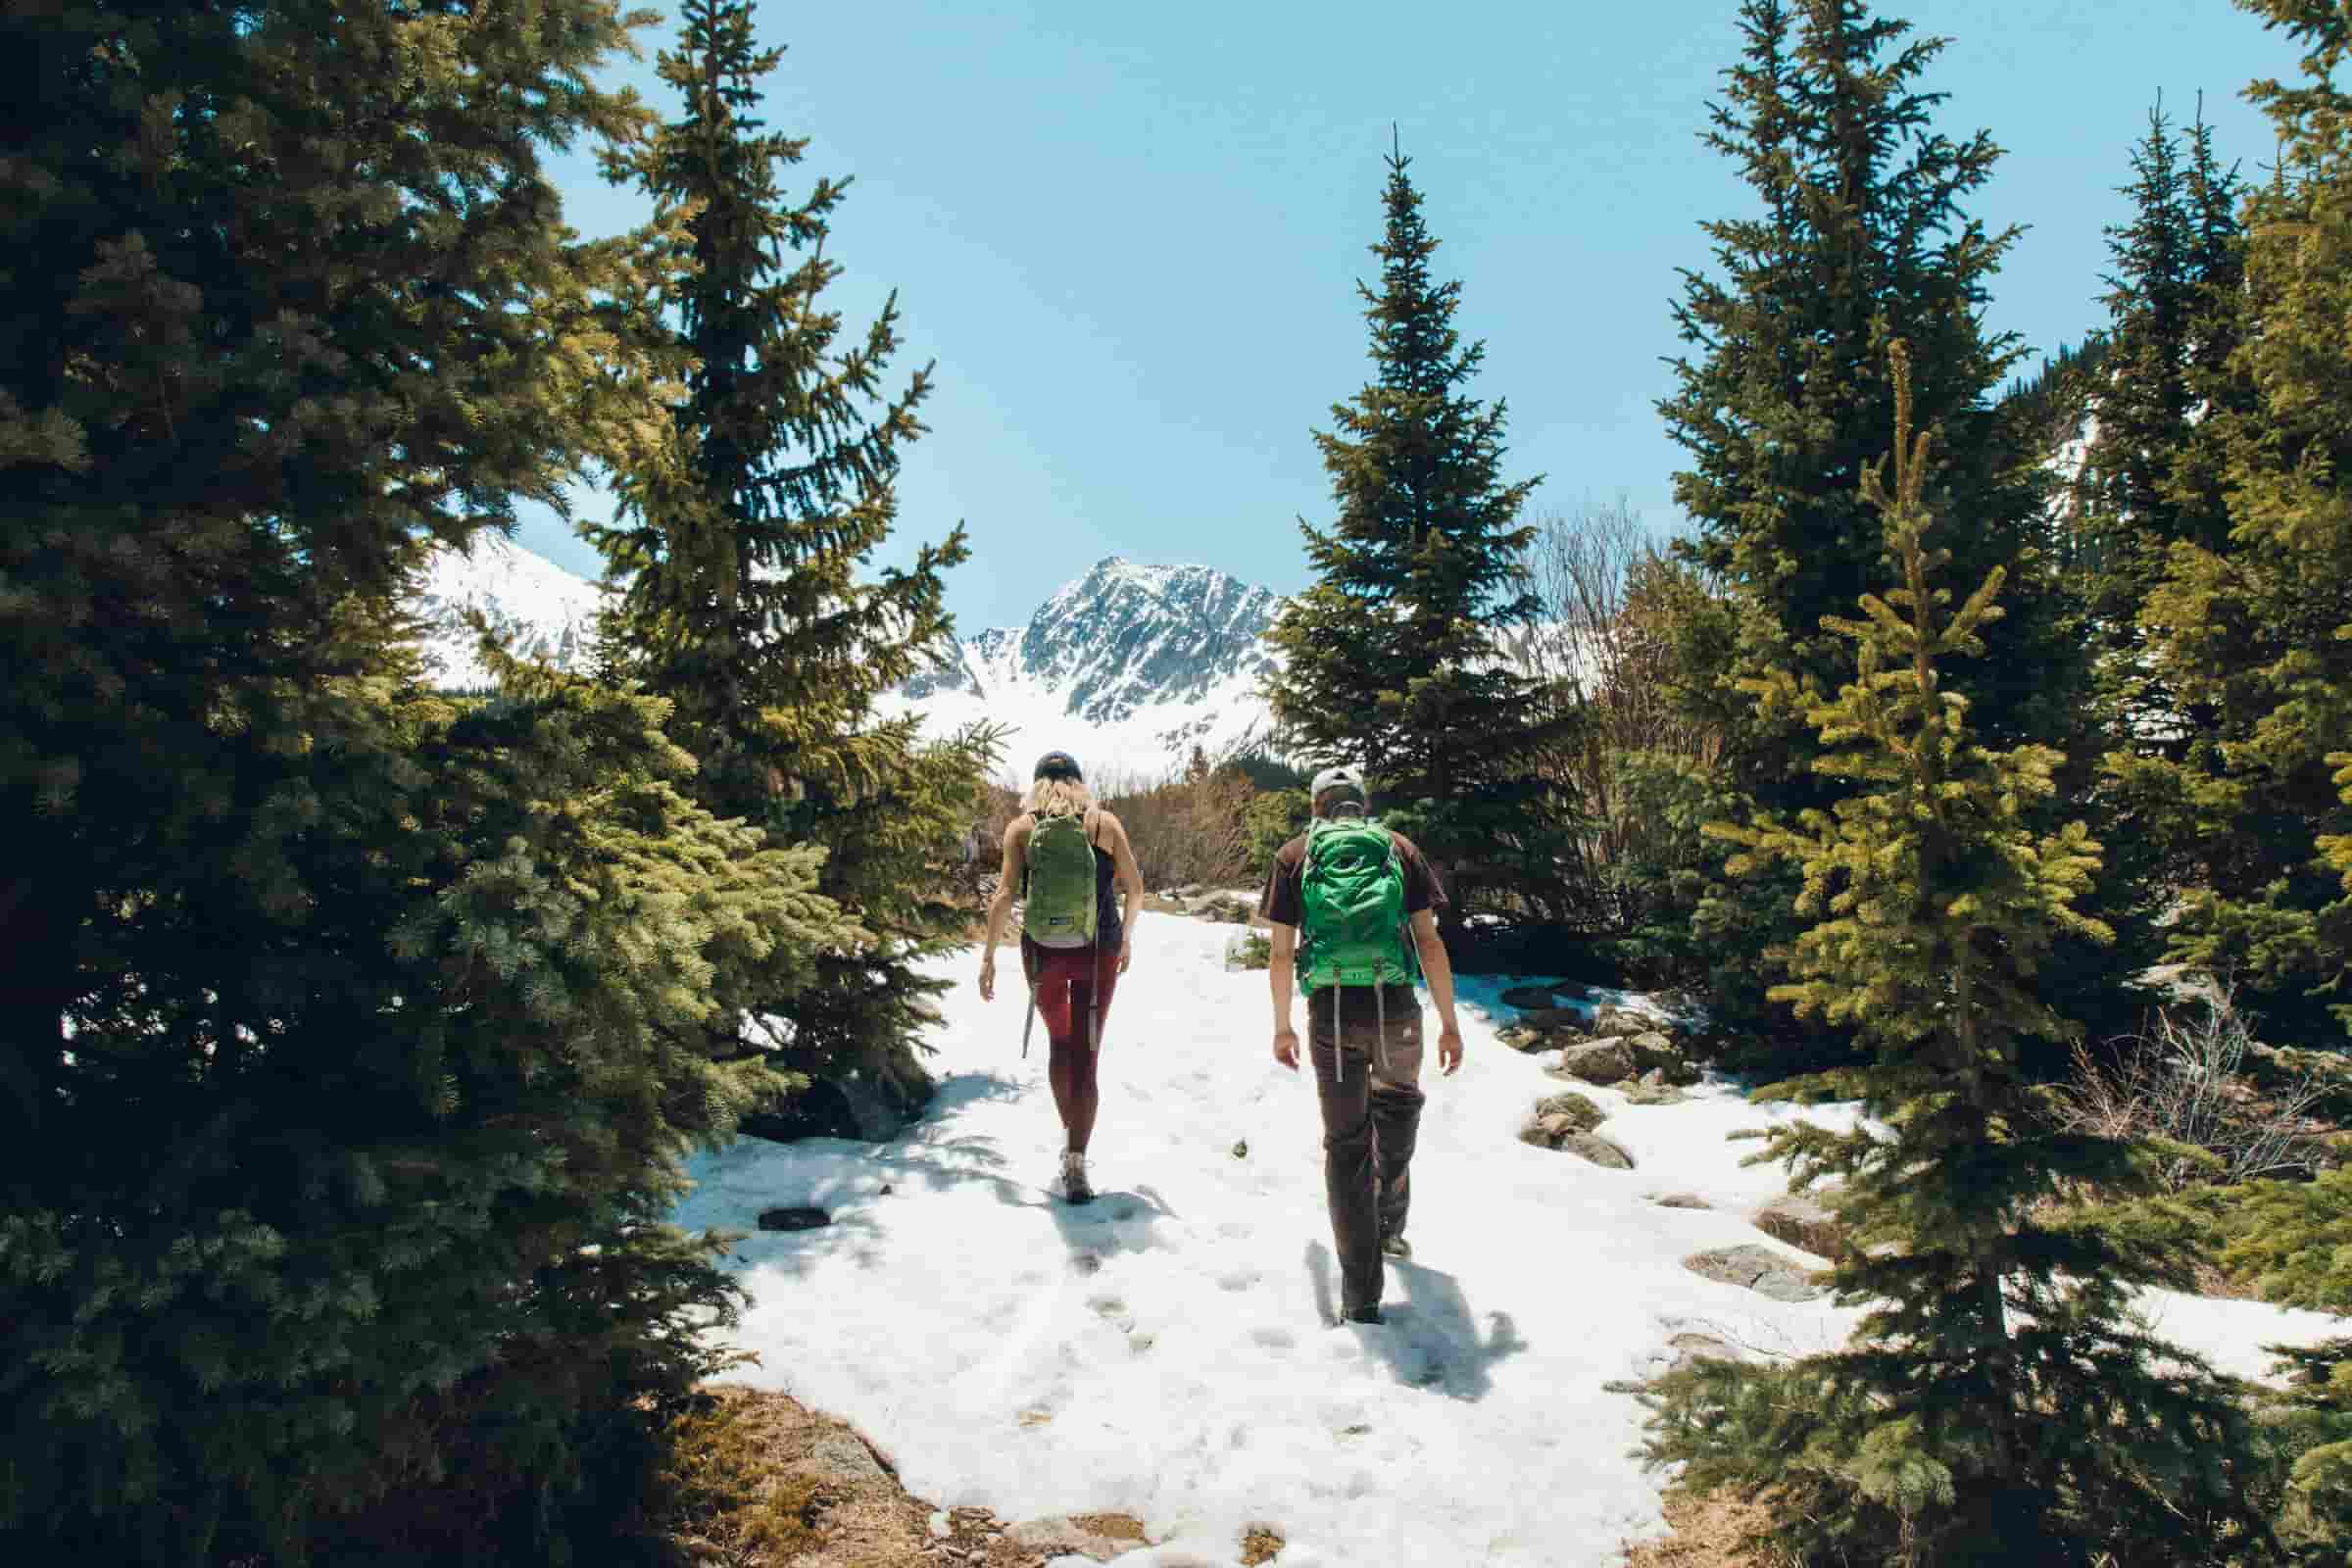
{"left": 1268, "top": 922, "right": 1299, "bottom": 1070}
{"left": 978, "top": 820, "right": 1025, "bottom": 1002}
{"left": 1411, "top": 908, "right": 1463, "bottom": 1075}
{"left": 1100, "top": 810, "right": 1147, "bottom": 971}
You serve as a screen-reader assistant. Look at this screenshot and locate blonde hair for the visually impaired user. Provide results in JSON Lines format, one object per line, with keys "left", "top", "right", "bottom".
{"left": 1024, "top": 776, "right": 1094, "bottom": 818}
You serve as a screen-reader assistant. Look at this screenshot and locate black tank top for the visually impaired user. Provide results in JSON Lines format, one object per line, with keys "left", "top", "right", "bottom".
{"left": 1023, "top": 810, "right": 1124, "bottom": 952}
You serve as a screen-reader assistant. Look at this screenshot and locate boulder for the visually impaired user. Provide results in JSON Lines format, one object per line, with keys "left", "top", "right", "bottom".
{"left": 1547, "top": 1038, "right": 1637, "bottom": 1086}
{"left": 1587, "top": 1004, "right": 1655, "bottom": 1037}
{"left": 1619, "top": 1079, "right": 1689, "bottom": 1107}
{"left": 757, "top": 1205, "right": 831, "bottom": 1231}
{"left": 1558, "top": 1132, "right": 1637, "bottom": 1169}
{"left": 1499, "top": 984, "right": 1564, "bottom": 1009}
{"left": 1652, "top": 1193, "right": 1711, "bottom": 1209}
{"left": 1514, "top": 1005, "right": 1588, "bottom": 1031}
{"left": 1752, "top": 1194, "right": 1849, "bottom": 1261}
{"left": 1534, "top": 1090, "right": 1604, "bottom": 1130}
{"left": 1621, "top": 1030, "right": 1690, "bottom": 1076}
{"left": 1682, "top": 1244, "right": 1825, "bottom": 1302}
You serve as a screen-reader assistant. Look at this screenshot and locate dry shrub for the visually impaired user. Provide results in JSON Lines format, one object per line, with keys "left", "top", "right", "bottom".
{"left": 1517, "top": 498, "right": 1728, "bottom": 928}
{"left": 2052, "top": 987, "right": 2336, "bottom": 1193}
{"left": 1099, "top": 754, "right": 1258, "bottom": 892}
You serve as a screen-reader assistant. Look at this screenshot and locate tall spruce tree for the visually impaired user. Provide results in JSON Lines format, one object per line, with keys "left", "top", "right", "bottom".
{"left": 2073, "top": 97, "right": 2247, "bottom": 750}
{"left": 1263, "top": 143, "right": 1566, "bottom": 929}
{"left": 591, "top": 0, "right": 996, "bottom": 1135}
{"left": 1659, "top": 0, "right": 2102, "bottom": 1042}
{"left": 1641, "top": 344, "right": 2276, "bottom": 1567}
{"left": 2105, "top": 0, "right": 2352, "bottom": 1051}
{"left": 0, "top": 1, "right": 848, "bottom": 1559}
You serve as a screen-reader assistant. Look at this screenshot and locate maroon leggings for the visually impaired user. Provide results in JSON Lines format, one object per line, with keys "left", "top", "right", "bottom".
{"left": 1025, "top": 942, "right": 1119, "bottom": 1152}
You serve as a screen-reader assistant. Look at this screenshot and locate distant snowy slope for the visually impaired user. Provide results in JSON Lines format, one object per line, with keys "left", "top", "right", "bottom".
{"left": 413, "top": 533, "right": 605, "bottom": 689}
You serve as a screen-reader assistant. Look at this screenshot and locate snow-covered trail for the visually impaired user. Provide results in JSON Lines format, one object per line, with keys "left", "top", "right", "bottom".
{"left": 672, "top": 916, "right": 2341, "bottom": 1568}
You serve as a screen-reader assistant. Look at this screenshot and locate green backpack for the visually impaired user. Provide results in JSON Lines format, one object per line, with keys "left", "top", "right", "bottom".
{"left": 1024, "top": 808, "right": 1100, "bottom": 949}
{"left": 1299, "top": 815, "right": 1417, "bottom": 994}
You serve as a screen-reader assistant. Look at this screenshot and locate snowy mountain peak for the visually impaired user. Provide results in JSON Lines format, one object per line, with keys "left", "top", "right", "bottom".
{"left": 413, "top": 533, "right": 607, "bottom": 689}
{"left": 894, "top": 556, "right": 1286, "bottom": 779}
{"left": 406, "top": 540, "right": 1287, "bottom": 778}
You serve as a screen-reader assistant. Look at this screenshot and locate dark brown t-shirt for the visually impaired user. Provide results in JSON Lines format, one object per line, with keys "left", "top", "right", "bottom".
{"left": 1258, "top": 825, "right": 1446, "bottom": 929}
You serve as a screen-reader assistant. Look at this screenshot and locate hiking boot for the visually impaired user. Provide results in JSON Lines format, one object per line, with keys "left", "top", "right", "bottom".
{"left": 1059, "top": 1150, "right": 1094, "bottom": 1204}
{"left": 1380, "top": 1231, "right": 1412, "bottom": 1260}
{"left": 1342, "top": 1303, "right": 1385, "bottom": 1326}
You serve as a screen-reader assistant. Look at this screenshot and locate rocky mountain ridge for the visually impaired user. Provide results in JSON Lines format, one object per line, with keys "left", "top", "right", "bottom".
{"left": 407, "top": 540, "right": 1285, "bottom": 778}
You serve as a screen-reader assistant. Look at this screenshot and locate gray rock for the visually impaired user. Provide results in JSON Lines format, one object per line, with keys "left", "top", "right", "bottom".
{"left": 1587, "top": 1004, "right": 1655, "bottom": 1037}
{"left": 1549, "top": 1038, "right": 1637, "bottom": 1085}
{"left": 1683, "top": 1244, "right": 1825, "bottom": 1301}
{"left": 1621, "top": 1030, "right": 1683, "bottom": 1071}
{"left": 1231, "top": 1139, "right": 1249, "bottom": 1159}
{"left": 1652, "top": 1193, "right": 1711, "bottom": 1209}
{"left": 1534, "top": 1091, "right": 1604, "bottom": 1131}
{"left": 1558, "top": 1132, "right": 1637, "bottom": 1169}
{"left": 757, "top": 1205, "right": 831, "bottom": 1231}
{"left": 1514, "top": 1005, "right": 1588, "bottom": 1031}
{"left": 1619, "top": 1080, "right": 1690, "bottom": 1106}
{"left": 1534, "top": 1111, "right": 1586, "bottom": 1145}
{"left": 1752, "top": 1194, "right": 1849, "bottom": 1261}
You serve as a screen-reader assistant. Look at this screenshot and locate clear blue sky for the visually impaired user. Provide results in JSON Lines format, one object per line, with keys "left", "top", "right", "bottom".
{"left": 516, "top": 0, "right": 2304, "bottom": 632}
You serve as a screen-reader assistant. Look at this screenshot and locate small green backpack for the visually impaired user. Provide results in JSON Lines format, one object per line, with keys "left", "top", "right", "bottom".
{"left": 1299, "top": 815, "right": 1417, "bottom": 994}
{"left": 1025, "top": 808, "right": 1100, "bottom": 949}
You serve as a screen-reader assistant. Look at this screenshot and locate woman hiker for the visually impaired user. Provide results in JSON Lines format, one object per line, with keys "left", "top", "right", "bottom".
{"left": 979, "top": 750, "right": 1146, "bottom": 1202}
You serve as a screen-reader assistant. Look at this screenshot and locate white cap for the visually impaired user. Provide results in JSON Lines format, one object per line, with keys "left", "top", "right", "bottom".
{"left": 1309, "top": 764, "right": 1366, "bottom": 803}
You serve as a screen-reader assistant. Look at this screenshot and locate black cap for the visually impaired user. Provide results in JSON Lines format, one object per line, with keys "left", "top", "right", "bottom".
{"left": 1033, "top": 750, "right": 1083, "bottom": 782}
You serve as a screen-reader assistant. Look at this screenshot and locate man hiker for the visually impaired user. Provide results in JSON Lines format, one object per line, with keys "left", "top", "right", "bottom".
{"left": 1259, "top": 764, "right": 1463, "bottom": 1326}
{"left": 979, "top": 750, "right": 1146, "bottom": 1203}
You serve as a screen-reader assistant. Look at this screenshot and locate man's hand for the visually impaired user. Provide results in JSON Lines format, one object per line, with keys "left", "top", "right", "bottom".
{"left": 978, "top": 953, "right": 998, "bottom": 1003}
{"left": 1437, "top": 1026, "right": 1463, "bottom": 1076}
{"left": 1119, "top": 940, "right": 1133, "bottom": 975}
{"left": 1272, "top": 1027, "right": 1299, "bottom": 1072}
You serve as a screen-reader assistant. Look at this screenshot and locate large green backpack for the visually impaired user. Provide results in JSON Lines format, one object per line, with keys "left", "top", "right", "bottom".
{"left": 1024, "top": 808, "right": 1100, "bottom": 949}
{"left": 1299, "top": 815, "right": 1417, "bottom": 993}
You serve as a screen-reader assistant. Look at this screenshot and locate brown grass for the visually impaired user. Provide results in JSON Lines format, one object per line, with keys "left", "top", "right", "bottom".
{"left": 1619, "top": 1489, "right": 1779, "bottom": 1567}
{"left": 1239, "top": 1525, "right": 1286, "bottom": 1564}
{"left": 646, "top": 1386, "right": 1228, "bottom": 1568}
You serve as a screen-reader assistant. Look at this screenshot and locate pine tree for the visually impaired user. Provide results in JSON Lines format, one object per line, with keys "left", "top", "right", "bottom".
{"left": 1263, "top": 141, "right": 1567, "bottom": 929}
{"left": 591, "top": 0, "right": 998, "bottom": 1136}
{"left": 2072, "top": 96, "right": 2247, "bottom": 748}
{"left": 1640, "top": 344, "right": 2277, "bottom": 1566}
{"left": 2115, "top": 0, "right": 2352, "bottom": 1049}
{"left": 0, "top": 2, "right": 838, "bottom": 1557}
{"left": 1658, "top": 0, "right": 2097, "bottom": 1041}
